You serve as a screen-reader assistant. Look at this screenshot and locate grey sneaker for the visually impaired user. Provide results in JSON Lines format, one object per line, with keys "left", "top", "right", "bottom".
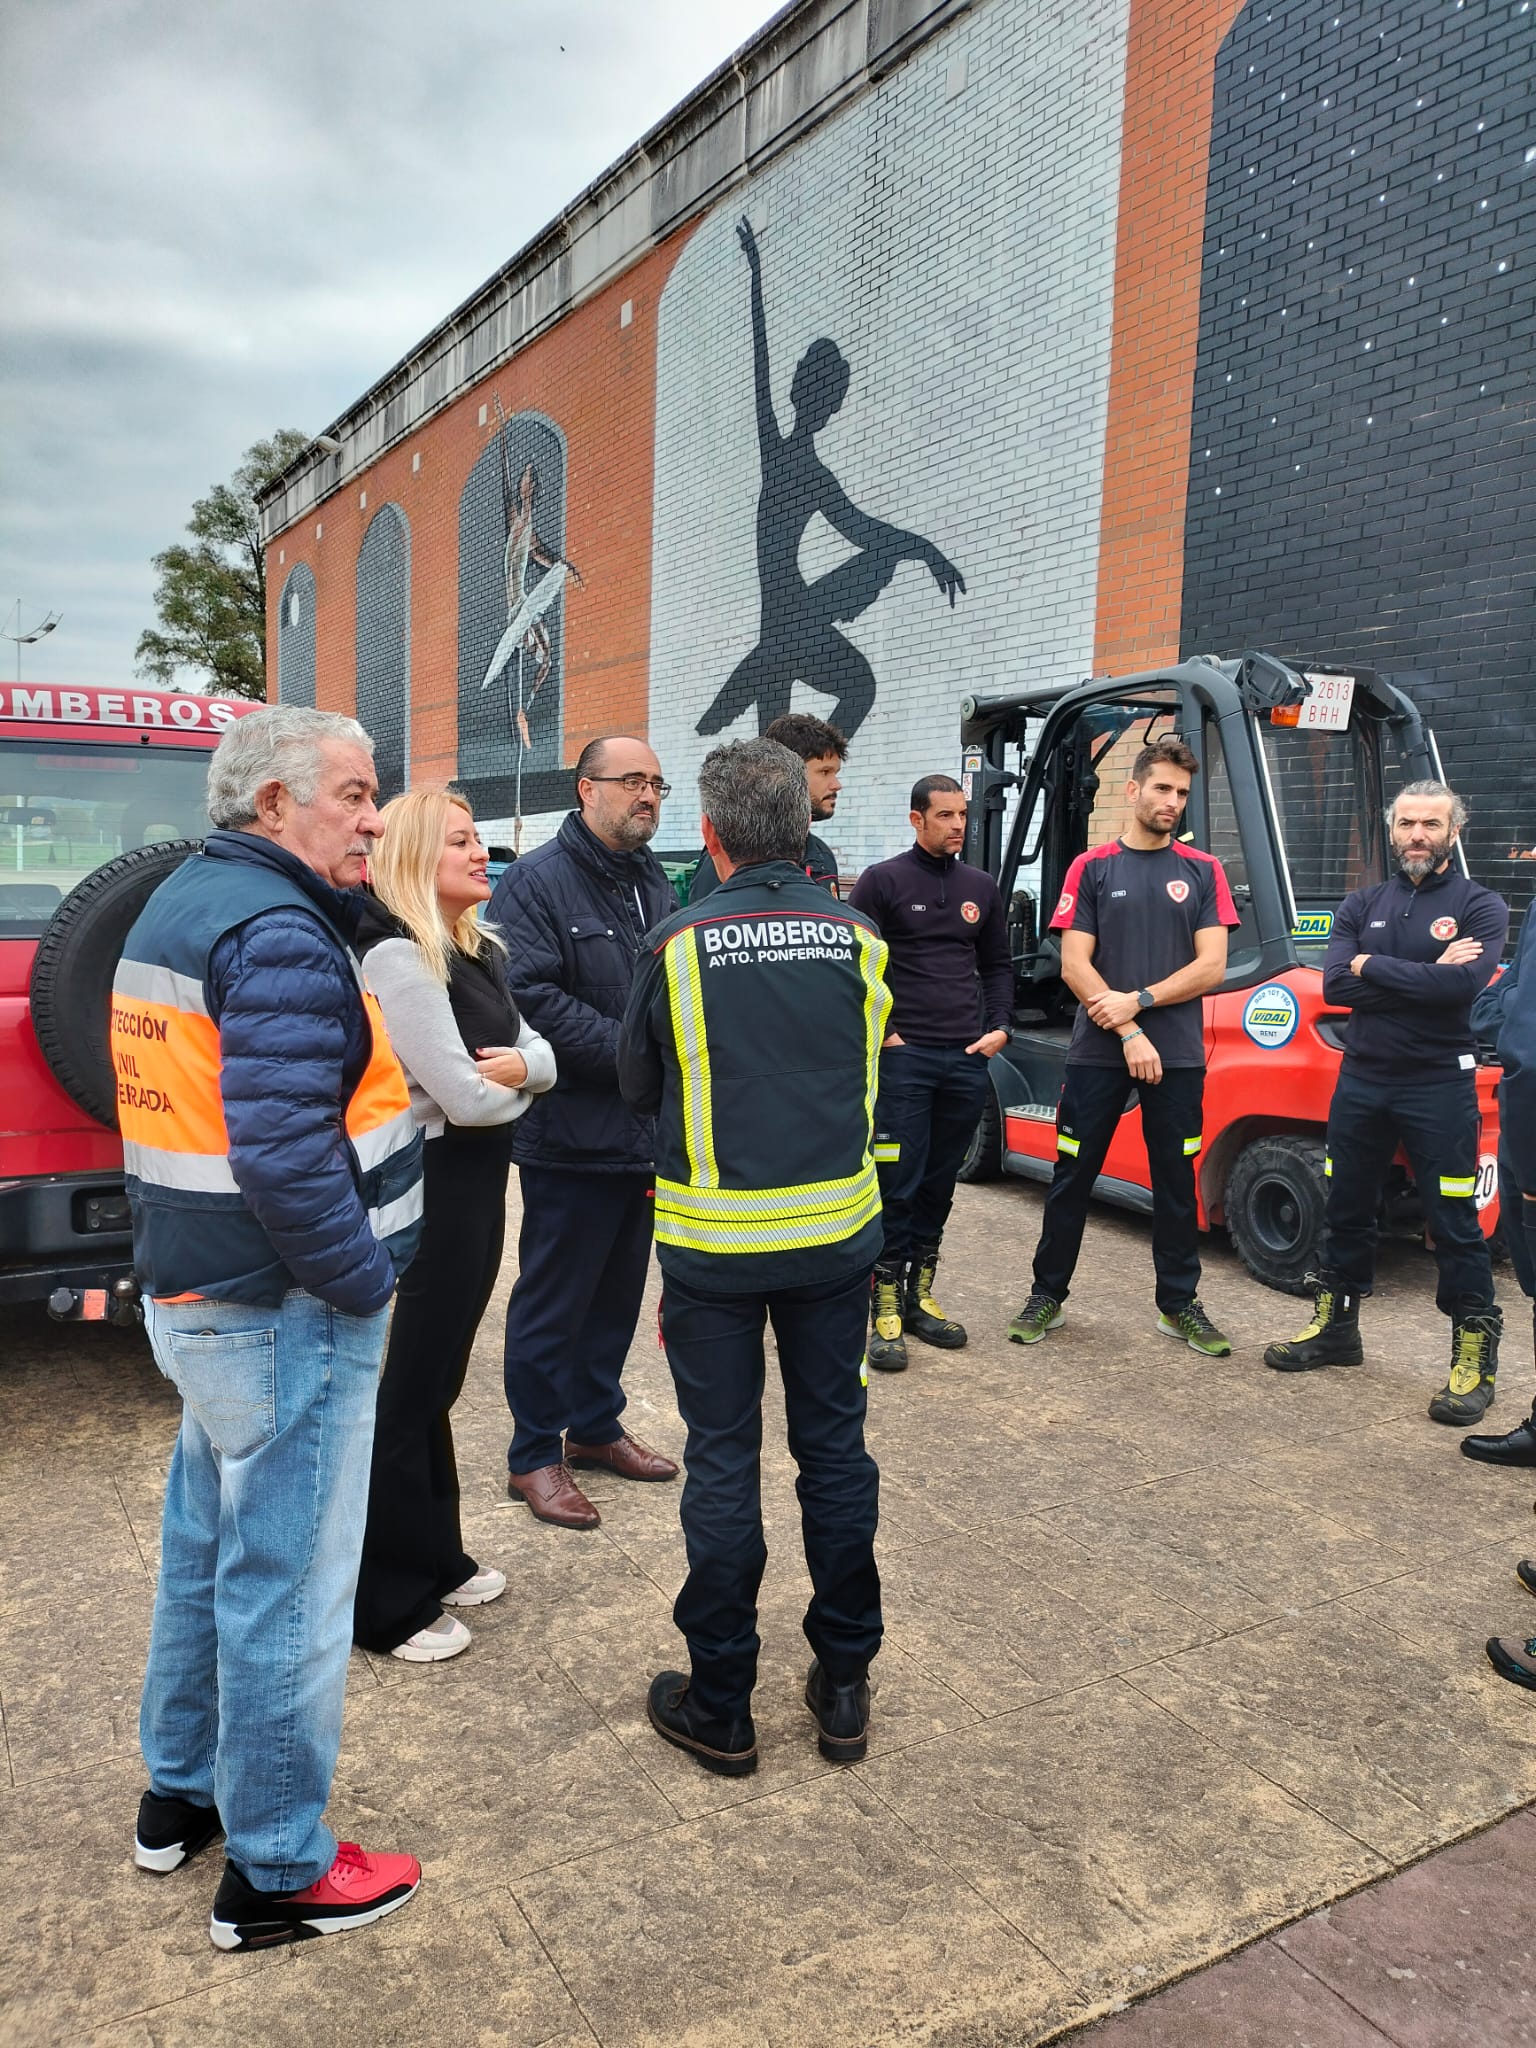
{"left": 1156, "top": 1298, "right": 1232, "bottom": 1358}
{"left": 1007, "top": 1292, "right": 1064, "bottom": 1345}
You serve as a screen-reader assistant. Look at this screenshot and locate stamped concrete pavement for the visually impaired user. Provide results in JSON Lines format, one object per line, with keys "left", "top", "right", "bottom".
{"left": 2, "top": 1176, "right": 1533, "bottom": 2046}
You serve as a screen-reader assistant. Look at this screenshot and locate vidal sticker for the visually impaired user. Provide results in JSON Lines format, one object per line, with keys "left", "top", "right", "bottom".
{"left": 1166, "top": 878, "right": 1190, "bottom": 904}
{"left": 1241, "top": 981, "right": 1300, "bottom": 1049}
{"left": 960, "top": 900, "right": 981, "bottom": 924}
{"left": 1430, "top": 916, "right": 1458, "bottom": 941}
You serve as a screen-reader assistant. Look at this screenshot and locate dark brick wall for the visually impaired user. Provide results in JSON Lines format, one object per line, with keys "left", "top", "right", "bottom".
{"left": 1181, "top": 0, "right": 1535, "bottom": 921}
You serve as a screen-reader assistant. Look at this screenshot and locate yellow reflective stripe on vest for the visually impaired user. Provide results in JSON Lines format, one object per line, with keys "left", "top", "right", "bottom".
{"left": 1058, "top": 1134, "right": 1080, "bottom": 1156}
{"left": 855, "top": 926, "right": 891, "bottom": 1134}
{"left": 1183, "top": 1135, "right": 1203, "bottom": 1156}
{"left": 655, "top": 1163, "right": 879, "bottom": 1225}
{"left": 654, "top": 1178, "right": 883, "bottom": 1255}
{"left": 665, "top": 927, "right": 718, "bottom": 1190}
{"left": 1439, "top": 1175, "right": 1476, "bottom": 1198}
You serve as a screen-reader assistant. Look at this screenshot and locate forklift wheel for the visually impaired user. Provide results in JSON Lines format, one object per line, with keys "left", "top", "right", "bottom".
{"left": 1223, "top": 1134, "right": 1328, "bottom": 1296}
{"left": 955, "top": 1091, "right": 1003, "bottom": 1185}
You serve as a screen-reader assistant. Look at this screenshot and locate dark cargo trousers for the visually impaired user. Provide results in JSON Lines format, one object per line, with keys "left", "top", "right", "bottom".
{"left": 1032, "top": 1063, "right": 1205, "bottom": 1312}
{"left": 1318, "top": 1067, "right": 1494, "bottom": 1315}
{"left": 873, "top": 1041, "right": 993, "bottom": 1266}
{"left": 659, "top": 1264, "right": 882, "bottom": 1720}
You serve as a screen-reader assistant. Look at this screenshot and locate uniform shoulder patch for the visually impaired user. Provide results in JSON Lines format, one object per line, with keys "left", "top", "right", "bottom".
{"left": 1166, "top": 878, "right": 1190, "bottom": 904}
{"left": 1430, "top": 916, "right": 1458, "bottom": 941}
{"left": 960, "top": 900, "right": 980, "bottom": 923}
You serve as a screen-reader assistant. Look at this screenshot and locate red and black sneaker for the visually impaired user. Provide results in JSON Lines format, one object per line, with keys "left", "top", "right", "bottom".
{"left": 209, "top": 1841, "right": 420, "bottom": 1950}
{"left": 134, "top": 1790, "right": 224, "bottom": 1873}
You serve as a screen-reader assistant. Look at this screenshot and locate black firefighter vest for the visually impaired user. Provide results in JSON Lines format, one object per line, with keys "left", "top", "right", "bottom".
{"left": 644, "top": 866, "right": 892, "bottom": 1293}
{"left": 109, "top": 851, "right": 424, "bottom": 1304}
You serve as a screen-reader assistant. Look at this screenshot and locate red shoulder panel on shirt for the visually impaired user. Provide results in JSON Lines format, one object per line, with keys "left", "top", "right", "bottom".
{"left": 1048, "top": 843, "right": 1119, "bottom": 930}
{"left": 1173, "top": 842, "right": 1242, "bottom": 927}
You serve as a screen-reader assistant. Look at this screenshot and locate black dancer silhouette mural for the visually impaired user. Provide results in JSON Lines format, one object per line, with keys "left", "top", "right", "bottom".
{"left": 696, "top": 219, "right": 965, "bottom": 742}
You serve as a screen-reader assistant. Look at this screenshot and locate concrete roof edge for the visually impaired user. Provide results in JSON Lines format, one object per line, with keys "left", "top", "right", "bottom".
{"left": 257, "top": 0, "right": 973, "bottom": 540}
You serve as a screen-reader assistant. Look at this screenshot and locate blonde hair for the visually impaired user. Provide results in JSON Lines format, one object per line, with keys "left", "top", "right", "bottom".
{"left": 369, "top": 787, "right": 505, "bottom": 986}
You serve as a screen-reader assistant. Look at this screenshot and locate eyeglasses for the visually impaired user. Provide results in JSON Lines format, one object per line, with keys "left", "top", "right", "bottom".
{"left": 585, "top": 774, "right": 671, "bottom": 797}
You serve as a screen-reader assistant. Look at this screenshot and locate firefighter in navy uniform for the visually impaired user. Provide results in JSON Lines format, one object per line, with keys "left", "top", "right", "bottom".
{"left": 1265, "top": 782, "right": 1509, "bottom": 1424}
{"left": 618, "top": 738, "right": 890, "bottom": 1777}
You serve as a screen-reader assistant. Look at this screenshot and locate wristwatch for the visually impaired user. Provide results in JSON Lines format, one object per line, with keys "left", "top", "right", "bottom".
{"left": 1136, "top": 987, "right": 1156, "bottom": 1010}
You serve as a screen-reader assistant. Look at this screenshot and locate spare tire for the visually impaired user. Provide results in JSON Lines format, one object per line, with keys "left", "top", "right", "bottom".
{"left": 28, "top": 839, "right": 202, "bottom": 1130}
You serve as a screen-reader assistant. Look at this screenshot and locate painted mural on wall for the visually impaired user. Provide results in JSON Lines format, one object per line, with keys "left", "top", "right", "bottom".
{"left": 356, "top": 503, "right": 410, "bottom": 801}
{"left": 276, "top": 562, "right": 316, "bottom": 709}
{"left": 649, "top": 0, "right": 1133, "bottom": 872}
{"left": 457, "top": 406, "right": 573, "bottom": 831}
{"left": 1180, "top": 0, "right": 1535, "bottom": 884}
{"left": 696, "top": 218, "right": 965, "bottom": 742}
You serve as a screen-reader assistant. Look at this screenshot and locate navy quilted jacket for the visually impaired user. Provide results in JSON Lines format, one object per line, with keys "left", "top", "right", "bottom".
{"left": 488, "top": 812, "right": 678, "bottom": 1172}
{"left": 203, "top": 833, "right": 402, "bottom": 1315}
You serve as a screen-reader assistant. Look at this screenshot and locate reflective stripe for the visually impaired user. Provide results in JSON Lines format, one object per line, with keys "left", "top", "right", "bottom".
{"left": 873, "top": 1142, "right": 901, "bottom": 1163}
{"left": 1324, "top": 1155, "right": 1333, "bottom": 1177}
{"left": 369, "top": 1184, "right": 425, "bottom": 1240}
{"left": 350, "top": 1104, "right": 418, "bottom": 1171}
{"left": 113, "top": 958, "right": 211, "bottom": 1016}
{"left": 665, "top": 929, "right": 718, "bottom": 1190}
{"left": 1439, "top": 1175, "right": 1476, "bottom": 1198}
{"left": 1058, "top": 1134, "right": 1080, "bottom": 1156}
{"left": 122, "top": 1141, "right": 239, "bottom": 1194}
{"left": 854, "top": 926, "right": 892, "bottom": 1138}
{"left": 1183, "top": 1135, "right": 1203, "bottom": 1157}
{"left": 654, "top": 1180, "right": 883, "bottom": 1255}
{"left": 655, "top": 1163, "right": 878, "bottom": 1225}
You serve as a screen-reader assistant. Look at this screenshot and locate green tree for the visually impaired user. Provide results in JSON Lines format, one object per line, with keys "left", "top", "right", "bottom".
{"left": 136, "top": 429, "right": 310, "bottom": 699}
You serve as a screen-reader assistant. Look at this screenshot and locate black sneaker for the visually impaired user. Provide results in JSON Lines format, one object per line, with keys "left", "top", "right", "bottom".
{"left": 1485, "top": 1635, "right": 1536, "bottom": 1694}
{"left": 1516, "top": 1560, "right": 1536, "bottom": 1599}
{"left": 209, "top": 1842, "right": 421, "bottom": 1951}
{"left": 646, "top": 1671, "right": 757, "bottom": 1777}
{"left": 804, "top": 1659, "right": 870, "bottom": 1763}
{"left": 134, "top": 1789, "right": 224, "bottom": 1873}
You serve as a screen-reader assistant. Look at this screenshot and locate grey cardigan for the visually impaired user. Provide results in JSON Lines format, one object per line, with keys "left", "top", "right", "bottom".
{"left": 363, "top": 936, "right": 558, "bottom": 1141}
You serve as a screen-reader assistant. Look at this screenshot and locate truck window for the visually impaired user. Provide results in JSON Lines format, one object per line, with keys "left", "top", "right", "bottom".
{"left": 0, "top": 742, "right": 210, "bottom": 939}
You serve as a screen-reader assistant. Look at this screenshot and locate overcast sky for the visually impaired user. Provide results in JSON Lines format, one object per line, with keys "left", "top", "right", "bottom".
{"left": 0, "top": 0, "right": 779, "bottom": 690}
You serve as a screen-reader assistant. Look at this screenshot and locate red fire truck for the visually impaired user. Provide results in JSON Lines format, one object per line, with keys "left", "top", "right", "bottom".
{"left": 0, "top": 683, "right": 260, "bottom": 1320}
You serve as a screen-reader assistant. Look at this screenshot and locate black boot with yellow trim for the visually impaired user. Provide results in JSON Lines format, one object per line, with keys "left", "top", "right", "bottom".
{"left": 867, "top": 1261, "right": 908, "bottom": 1373}
{"left": 904, "top": 1243, "right": 967, "bottom": 1350}
{"left": 1428, "top": 1307, "right": 1501, "bottom": 1426}
{"left": 1263, "top": 1274, "right": 1364, "bottom": 1371}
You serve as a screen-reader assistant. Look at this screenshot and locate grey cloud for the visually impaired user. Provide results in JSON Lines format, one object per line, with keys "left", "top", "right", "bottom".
{"left": 0, "top": 0, "right": 773, "bottom": 689}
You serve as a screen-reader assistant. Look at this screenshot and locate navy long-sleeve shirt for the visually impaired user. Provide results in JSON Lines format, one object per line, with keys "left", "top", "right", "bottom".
{"left": 1321, "top": 864, "right": 1508, "bottom": 1079}
{"left": 847, "top": 843, "right": 1013, "bottom": 1046}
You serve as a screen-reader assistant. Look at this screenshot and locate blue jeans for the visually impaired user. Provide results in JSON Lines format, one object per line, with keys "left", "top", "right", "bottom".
{"left": 140, "top": 1290, "right": 389, "bottom": 1891}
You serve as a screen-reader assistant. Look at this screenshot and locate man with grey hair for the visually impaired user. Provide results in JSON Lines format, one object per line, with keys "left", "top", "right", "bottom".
{"left": 618, "top": 737, "right": 891, "bottom": 1775}
{"left": 1266, "top": 780, "right": 1509, "bottom": 1426}
{"left": 111, "top": 704, "right": 426, "bottom": 1949}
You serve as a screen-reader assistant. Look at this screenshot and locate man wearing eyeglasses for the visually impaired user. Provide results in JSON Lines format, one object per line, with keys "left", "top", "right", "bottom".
{"left": 489, "top": 737, "right": 682, "bottom": 1528}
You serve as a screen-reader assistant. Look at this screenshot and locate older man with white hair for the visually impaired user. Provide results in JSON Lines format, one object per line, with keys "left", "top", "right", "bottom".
{"left": 1265, "top": 780, "right": 1509, "bottom": 1426}
{"left": 110, "top": 705, "right": 425, "bottom": 1951}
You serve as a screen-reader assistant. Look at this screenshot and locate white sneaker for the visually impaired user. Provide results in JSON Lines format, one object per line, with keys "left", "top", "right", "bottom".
{"left": 442, "top": 1565, "right": 506, "bottom": 1608}
{"left": 390, "top": 1613, "right": 472, "bottom": 1662}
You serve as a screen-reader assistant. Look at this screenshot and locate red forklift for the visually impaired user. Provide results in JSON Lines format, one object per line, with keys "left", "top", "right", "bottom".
{"left": 956, "top": 651, "right": 1503, "bottom": 1292}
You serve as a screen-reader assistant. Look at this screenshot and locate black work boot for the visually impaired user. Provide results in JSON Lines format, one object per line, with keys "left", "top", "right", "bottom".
{"left": 646, "top": 1672, "right": 757, "bottom": 1776}
{"left": 1428, "top": 1308, "right": 1502, "bottom": 1426}
{"left": 1462, "top": 1311, "right": 1536, "bottom": 1462}
{"left": 804, "top": 1660, "right": 871, "bottom": 1763}
{"left": 867, "top": 1262, "right": 908, "bottom": 1373}
{"left": 1263, "top": 1276, "right": 1364, "bottom": 1372}
{"left": 903, "top": 1244, "right": 967, "bottom": 1350}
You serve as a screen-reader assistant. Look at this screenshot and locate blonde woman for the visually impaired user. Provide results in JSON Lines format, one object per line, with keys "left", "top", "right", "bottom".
{"left": 352, "top": 789, "right": 555, "bottom": 1663}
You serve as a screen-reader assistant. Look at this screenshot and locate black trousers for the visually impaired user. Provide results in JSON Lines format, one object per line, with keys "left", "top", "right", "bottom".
{"left": 353, "top": 1130, "right": 510, "bottom": 1653}
{"left": 873, "top": 1041, "right": 994, "bottom": 1266}
{"left": 503, "top": 1166, "right": 653, "bottom": 1475}
{"left": 661, "top": 1264, "right": 881, "bottom": 1719}
{"left": 1032, "top": 1063, "right": 1205, "bottom": 1312}
{"left": 1318, "top": 1067, "right": 1494, "bottom": 1316}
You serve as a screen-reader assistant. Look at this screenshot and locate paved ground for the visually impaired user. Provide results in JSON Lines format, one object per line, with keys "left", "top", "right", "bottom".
{"left": 3, "top": 1177, "right": 1534, "bottom": 2047}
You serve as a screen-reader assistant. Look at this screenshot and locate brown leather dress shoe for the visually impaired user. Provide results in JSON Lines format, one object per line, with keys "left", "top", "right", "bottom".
{"left": 506, "top": 1462, "right": 600, "bottom": 1529}
{"left": 565, "top": 1430, "right": 679, "bottom": 1482}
